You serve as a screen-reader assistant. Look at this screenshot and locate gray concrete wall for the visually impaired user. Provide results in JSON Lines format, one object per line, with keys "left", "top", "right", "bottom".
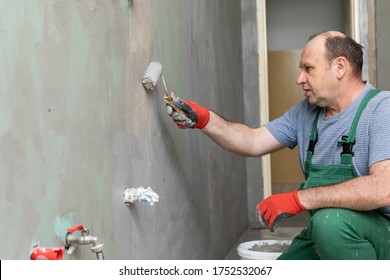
{"left": 241, "top": 0, "right": 263, "bottom": 227}
{"left": 0, "top": 0, "right": 248, "bottom": 259}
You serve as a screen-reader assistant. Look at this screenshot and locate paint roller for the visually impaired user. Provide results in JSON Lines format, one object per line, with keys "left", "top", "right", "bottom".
{"left": 142, "top": 62, "right": 188, "bottom": 117}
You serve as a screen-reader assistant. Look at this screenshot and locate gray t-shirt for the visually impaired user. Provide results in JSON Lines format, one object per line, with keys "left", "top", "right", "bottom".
{"left": 265, "top": 83, "right": 390, "bottom": 219}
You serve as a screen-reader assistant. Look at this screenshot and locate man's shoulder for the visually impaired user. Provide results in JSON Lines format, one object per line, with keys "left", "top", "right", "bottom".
{"left": 369, "top": 90, "right": 390, "bottom": 108}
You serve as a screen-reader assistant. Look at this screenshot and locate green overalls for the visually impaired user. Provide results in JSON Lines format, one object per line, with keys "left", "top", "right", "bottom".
{"left": 278, "top": 89, "right": 390, "bottom": 260}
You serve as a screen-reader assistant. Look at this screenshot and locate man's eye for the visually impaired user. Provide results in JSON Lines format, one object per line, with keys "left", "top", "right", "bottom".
{"left": 299, "top": 65, "right": 313, "bottom": 72}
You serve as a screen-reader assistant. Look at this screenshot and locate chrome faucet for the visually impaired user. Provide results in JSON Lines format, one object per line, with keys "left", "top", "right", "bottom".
{"left": 65, "top": 224, "right": 104, "bottom": 260}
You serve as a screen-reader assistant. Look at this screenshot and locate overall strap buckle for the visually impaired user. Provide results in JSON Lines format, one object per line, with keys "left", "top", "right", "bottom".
{"left": 308, "top": 138, "right": 318, "bottom": 153}
{"left": 338, "top": 135, "right": 355, "bottom": 156}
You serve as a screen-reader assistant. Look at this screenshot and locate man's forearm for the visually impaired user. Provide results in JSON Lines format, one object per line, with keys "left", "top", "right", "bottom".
{"left": 201, "top": 111, "right": 283, "bottom": 157}
{"left": 298, "top": 167, "right": 390, "bottom": 211}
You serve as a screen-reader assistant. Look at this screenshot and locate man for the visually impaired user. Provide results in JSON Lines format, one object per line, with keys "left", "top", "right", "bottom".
{"left": 166, "top": 31, "right": 390, "bottom": 259}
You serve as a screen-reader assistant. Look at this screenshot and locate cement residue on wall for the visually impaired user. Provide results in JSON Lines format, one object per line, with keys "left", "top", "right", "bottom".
{"left": 126, "top": 0, "right": 155, "bottom": 137}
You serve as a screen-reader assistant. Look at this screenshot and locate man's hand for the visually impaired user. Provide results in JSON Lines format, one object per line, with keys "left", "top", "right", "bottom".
{"left": 166, "top": 97, "right": 210, "bottom": 129}
{"left": 256, "top": 190, "right": 305, "bottom": 232}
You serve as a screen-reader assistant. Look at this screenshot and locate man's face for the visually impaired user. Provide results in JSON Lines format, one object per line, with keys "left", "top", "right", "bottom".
{"left": 296, "top": 37, "right": 337, "bottom": 107}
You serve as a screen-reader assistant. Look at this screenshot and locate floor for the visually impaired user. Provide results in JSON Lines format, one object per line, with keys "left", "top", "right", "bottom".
{"left": 225, "top": 211, "right": 310, "bottom": 260}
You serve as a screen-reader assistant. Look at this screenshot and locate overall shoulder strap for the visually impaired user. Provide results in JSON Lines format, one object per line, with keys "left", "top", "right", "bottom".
{"left": 305, "top": 108, "right": 321, "bottom": 178}
{"left": 308, "top": 108, "right": 321, "bottom": 153}
{"left": 346, "top": 89, "right": 381, "bottom": 144}
{"left": 338, "top": 88, "right": 381, "bottom": 164}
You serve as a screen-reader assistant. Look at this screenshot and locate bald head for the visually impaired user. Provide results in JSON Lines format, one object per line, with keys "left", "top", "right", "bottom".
{"left": 307, "top": 31, "right": 363, "bottom": 78}
{"left": 309, "top": 31, "right": 346, "bottom": 41}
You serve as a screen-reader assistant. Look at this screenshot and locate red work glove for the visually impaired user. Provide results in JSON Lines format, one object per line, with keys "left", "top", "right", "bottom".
{"left": 166, "top": 97, "right": 210, "bottom": 129}
{"left": 256, "top": 190, "right": 305, "bottom": 232}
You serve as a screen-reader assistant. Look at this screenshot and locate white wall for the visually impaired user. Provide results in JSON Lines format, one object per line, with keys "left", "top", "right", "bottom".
{"left": 266, "top": 0, "right": 346, "bottom": 51}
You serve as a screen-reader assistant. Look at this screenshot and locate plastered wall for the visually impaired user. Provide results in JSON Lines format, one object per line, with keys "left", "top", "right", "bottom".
{"left": 0, "top": 0, "right": 250, "bottom": 259}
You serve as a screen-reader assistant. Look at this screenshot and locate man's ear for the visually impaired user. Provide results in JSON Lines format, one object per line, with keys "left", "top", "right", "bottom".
{"left": 334, "top": 56, "right": 348, "bottom": 79}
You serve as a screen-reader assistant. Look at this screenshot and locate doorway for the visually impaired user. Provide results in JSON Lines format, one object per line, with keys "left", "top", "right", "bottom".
{"left": 259, "top": 0, "right": 350, "bottom": 226}
{"left": 266, "top": 0, "right": 349, "bottom": 196}
{"left": 254, "top": 0, "right": 375, "bottom": 227}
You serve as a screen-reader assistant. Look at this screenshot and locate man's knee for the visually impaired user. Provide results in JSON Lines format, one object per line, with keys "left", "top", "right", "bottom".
{"left": 308, "top": 209, "right": 356, "bottom": 259}
{"left": 307, "top": 208, "right": 381, "bottom": 259}
{"left": 308, "top": 208, "right": 360, "bottom": 242}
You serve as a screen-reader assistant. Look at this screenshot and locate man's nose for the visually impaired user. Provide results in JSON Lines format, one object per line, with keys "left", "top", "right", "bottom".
{"left": 296, "top": 70, "right": 306, "bottom": 85}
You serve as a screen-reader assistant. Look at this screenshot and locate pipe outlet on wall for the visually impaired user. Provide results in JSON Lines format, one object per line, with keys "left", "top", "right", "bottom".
{"left": 123, "top": 186, "right": 159, "bottom": 206}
